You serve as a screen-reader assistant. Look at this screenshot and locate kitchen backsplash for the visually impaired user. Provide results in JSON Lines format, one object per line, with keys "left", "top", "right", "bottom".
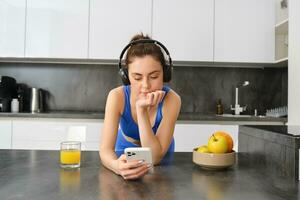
{"left": 0, "top": 63, "right": 287, "bottom": 115}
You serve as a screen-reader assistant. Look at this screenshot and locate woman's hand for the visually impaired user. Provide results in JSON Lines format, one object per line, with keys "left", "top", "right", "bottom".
{"left": 116, "top": 154, "right": 151, "bottom": 180}
{"left": 136, "top": 90, "right": 165, "bottom": 110}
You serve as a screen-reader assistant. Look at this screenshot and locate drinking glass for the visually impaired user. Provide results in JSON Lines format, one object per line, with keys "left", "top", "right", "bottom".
{"left": 60, "top": 141, "right": 81, "bottom": 168}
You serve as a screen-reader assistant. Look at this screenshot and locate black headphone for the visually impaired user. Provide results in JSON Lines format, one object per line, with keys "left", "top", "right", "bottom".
{"left": 118, "top": 39, "right": 173, "bottom": 85}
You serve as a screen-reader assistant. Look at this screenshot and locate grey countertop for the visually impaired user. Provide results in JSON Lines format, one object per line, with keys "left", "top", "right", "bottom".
{"left": 0, "top": 111, "right": 286, "bottom": 125}
{"left": 0, "top": 150, "right": 298, "bottom": 200}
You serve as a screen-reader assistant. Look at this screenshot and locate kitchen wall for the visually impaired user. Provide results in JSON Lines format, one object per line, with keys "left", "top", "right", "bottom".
{"left": 0, "top": 63, "right": 287, "bottom": 115}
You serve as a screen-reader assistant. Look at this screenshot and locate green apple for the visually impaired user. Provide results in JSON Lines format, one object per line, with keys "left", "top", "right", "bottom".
{"left": 197, "top": 145, "right": 210, "bottom": 153}
{"left": 207, "top": 134, "right": 228, "bottom": 153}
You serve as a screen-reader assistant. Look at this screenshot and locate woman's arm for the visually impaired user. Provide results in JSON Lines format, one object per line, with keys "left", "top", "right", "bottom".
{"left": 100, "top": 87, "right": 151, "bottom": 179}
{"left": 99, "top": 88, "right": 122, "bottom": 174}
{"left": 136, "top": 90, "right": 181, "bottom": 165}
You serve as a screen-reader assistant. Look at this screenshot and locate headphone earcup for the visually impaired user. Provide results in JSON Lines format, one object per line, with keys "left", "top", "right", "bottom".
{"left": 119, "top": 67, "right": 130, "bottom": 85}
{"left": 163, "top": 64, "right": 172, "bottom": 82}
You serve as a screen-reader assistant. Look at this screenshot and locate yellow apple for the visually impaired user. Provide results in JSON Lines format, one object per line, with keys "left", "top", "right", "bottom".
{"left": 214, "top": 131, "right": 234, "bottom": 153}
{"left": 197, "top": 145, "right": 210, "bottom": 153}
{"left": 207, "top": 134, "right": 228, "bottom": 153}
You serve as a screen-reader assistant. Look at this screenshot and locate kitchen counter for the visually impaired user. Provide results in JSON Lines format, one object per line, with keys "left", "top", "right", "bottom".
{"left": 0, "top": 111, "right": 286, "bottom": 125}
{"left": 0, "top": 150, "right": 298, "bottom": 200}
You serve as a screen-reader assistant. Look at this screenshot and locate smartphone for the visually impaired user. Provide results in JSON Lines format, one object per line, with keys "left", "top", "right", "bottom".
{"left": 125, "top": 147, "right": 152, "bottom": 165}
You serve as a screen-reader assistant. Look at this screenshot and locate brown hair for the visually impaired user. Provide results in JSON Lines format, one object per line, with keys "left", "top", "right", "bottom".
{"left": 125, "top": 33, "right": 166, "bottom": 69}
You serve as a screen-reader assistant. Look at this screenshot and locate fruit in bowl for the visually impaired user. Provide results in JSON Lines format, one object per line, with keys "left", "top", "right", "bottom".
{"left": 193, "top": 131, "right": 236, "bottom": 170}
{"left": 214, "top": 131, "right": 234, "bottom": 153}
{"left": 207, "top": 134, "right": 228, "bottom": 153}
{"left": 197, "top": 145, "right": 210, "bottom": 153}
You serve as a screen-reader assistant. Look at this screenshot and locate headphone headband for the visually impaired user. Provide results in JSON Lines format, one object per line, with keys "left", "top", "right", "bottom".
{"left": 118, "top": 39, "right": 173, "bottom": 85}
{"left": 118, "top": 39, "right": 172, "bottom": 71}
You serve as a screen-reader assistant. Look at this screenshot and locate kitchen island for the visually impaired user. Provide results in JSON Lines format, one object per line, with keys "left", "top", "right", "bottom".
{"left": 0, "top": 150, "right": 298, "bottom": 200}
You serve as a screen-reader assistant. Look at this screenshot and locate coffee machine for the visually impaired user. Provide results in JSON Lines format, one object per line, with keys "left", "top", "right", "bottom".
{"left": 0, "top": 76, "right": 17, "bottom": 112}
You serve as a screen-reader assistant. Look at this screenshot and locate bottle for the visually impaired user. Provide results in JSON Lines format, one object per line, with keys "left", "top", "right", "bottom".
{"left": 11, "top": 98, "right": 19, "bottom": 113}
{"left": 216, "top": 99, "right": 224, "bottom": 115}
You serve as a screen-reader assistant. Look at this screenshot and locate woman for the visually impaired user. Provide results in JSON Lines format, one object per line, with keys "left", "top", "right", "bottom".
{"left": 99, "top": 33, "right": 181, "bottom": 180}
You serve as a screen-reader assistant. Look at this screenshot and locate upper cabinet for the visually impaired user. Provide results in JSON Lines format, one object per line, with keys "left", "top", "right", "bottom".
{"left": 25, "top": 0, "right": 89, "bottom": 58}
{"left": 0, "top": 0, "right": 26, "bottom": 57}
{"left": 89, "top": 0, "right": 152, "bottom": 59}
{"left": 214, "top": 0, "right": 275, "bottom": 63}
{"left": 275, "top": 0, "right": 288, "bottom": 62}
{"left": 0, "top": 0, "right": 276, "bottom": 64}
{"left": 152, "top": 0, "right": 214, "bottom": 62}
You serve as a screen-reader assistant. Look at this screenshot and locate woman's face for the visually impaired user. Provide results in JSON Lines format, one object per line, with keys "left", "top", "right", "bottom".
{"left": 128, "top": 55, "right": 164, "bottom": 98}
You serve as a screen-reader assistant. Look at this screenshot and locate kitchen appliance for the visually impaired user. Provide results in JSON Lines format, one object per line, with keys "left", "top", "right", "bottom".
{"left": 0, "top": 76, "right": 17, "bottom": 112}
{"left": 29, "top": 88, "right": 45, "bottom": 113}
{"left": 16, "top": 83, "right": 28, "bottom": 112}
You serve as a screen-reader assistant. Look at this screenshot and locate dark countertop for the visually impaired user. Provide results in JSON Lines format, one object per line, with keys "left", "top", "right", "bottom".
{"left": 0, "top": 150, "right": 298, "bottom": 200}
{"left": 244, "top": 125, "right": 300, "bottom": 136}
{"left": 0, "top": 111, "right": 286, "bottom": 125}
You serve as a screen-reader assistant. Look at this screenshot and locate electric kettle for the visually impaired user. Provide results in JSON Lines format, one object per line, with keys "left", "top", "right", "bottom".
{"left": 29, "top": 88, "right": 44, "bottom": 113}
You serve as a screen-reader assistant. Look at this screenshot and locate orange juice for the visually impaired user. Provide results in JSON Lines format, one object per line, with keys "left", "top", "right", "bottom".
{"left": 60, "top": 150, "right": 81, "bottom": 165}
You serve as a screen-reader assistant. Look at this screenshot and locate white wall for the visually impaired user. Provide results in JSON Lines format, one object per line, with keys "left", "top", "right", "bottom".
{"left": 288, "top": 0, "right": 300, "bottom": 125}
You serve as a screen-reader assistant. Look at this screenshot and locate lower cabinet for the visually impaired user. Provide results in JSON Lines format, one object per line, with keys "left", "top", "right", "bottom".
{"left": 0, "top": 120, "right": 12, "bottom": 149}
{"left": 173, "top": 123, "right": 238, "bottom": 152}
{"left": 12, "top": 119, "right": 103, "bottom": 151}
{"left": 3, "top": 118, "right": 238, "bottom": 152}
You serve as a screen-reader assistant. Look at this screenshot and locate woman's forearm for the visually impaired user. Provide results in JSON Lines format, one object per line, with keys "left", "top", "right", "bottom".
{"left": 99, "top": 150, "right": 119, "bottom": 174}
{"left": 136, "top": 107, "right": 163, "bottom": 164}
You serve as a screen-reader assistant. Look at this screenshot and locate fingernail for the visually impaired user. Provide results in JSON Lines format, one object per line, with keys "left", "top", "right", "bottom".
{"left": 138, "top": 160, "right": 144, "bottom": 164}
{"left": 147, "top": 164, "right": 152, "bottom": 167}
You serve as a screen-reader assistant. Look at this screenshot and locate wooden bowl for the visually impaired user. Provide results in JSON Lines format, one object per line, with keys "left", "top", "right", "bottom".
{"left": 192, "top": 148, "right": 236, "bottom": 170}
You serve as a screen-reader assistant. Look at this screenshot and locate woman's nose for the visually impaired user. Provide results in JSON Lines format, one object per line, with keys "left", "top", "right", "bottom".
{"left": 141, "top": 78, "right": 150, "bottom": 89}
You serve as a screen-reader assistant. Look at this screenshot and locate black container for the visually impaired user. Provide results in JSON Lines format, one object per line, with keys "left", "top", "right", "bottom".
{"left": 0, "top": 98, "right": 11, "bottom": 112}
{"left": 16, "top": 83, "right": 29, "bottom": 112}
{"left": 0, "top": 76, "right": 17, "bottom": 112}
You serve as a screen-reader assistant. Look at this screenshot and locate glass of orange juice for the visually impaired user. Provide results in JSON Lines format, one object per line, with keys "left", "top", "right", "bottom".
{"left": 60, "top": 141, "right": 81, "bottom": 169}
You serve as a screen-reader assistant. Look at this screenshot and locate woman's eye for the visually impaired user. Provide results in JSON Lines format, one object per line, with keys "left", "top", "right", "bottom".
{"left": 150, "top": 76, "right": 158, "bottom": 79}
{"left": 134, "top": 77, "right": 142, "bottom": 81}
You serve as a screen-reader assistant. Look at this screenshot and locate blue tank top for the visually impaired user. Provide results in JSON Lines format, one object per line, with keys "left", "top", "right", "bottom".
{"left": 115, "top": 85, "right": 175, "bottom": 154}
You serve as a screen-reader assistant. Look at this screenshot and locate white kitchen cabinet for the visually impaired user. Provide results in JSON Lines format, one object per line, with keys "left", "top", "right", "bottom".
{"left": 12, "top": 119, "right": 102, "bottom": 151}
{"left": 288, "top": 0, "right": 300, "bottom": 125}
{"left": 0, "top": 0, "right": 26, "bottom": 57}
{"left": 25, "top": 0, "right": 89, "bottom": 58}
{"left": 214, "top": 0, "right": 275, "bottom": 63}
{"left": 89, "top": 0, "right": 152, "bottom": 59}
{"left": 152, "top": 0, "right": 214, "bottom": 62}
{"left": 173, "top": 123, "right": 238, "bottom": 152}
{"left": 0, "top": 120, "right": 12, "bottom": 149}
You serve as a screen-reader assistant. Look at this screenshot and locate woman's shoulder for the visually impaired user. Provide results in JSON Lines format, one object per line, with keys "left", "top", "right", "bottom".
{"left": 106, "top": 86, "right": 125, "bottom": 110}
{"left": 164, "top": 88, "right": 181, "bottom": 107}
{"left": 108, "top": 86, "right": 124, "bottom": 97}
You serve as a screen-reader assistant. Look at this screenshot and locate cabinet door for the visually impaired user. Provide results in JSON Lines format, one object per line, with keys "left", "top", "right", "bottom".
{"left": 214, "top": 0, "right": 275, "bottom": 63}
{"left": 12, "top": 119, "right": 102, "bottom": 150}
{"left": 0, "top": 0, "right": 26, "bottom": 57}
{"left": 173, "top": 124, "right": 238, "bottom": 152}
{"left": 152, "top": 0, "right": 214, "bottom": 62}
{"left": 66, "top": 121, "right": 102, "bottom": 151}
{"left": 0, "top": 120, "right": 12, "bottom": 149}
{"left": 89, "top": 0, "right": 152, "bottom": 59}
{"left": 25, "top": 0, "right": 89, "bottom": 58}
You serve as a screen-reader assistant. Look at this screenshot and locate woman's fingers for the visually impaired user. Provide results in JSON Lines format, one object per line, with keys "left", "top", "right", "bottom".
{"left": 121, "top": 164, "right": 151, "bottom": 180}
{"left": 147, "top": 91, "right": 165, "bottom": 106}
{"left": 124, "top": 167, "right": 150, "bottom": 180}
{"left": 158, "top": 91, "right": 165, "bottom": 103}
